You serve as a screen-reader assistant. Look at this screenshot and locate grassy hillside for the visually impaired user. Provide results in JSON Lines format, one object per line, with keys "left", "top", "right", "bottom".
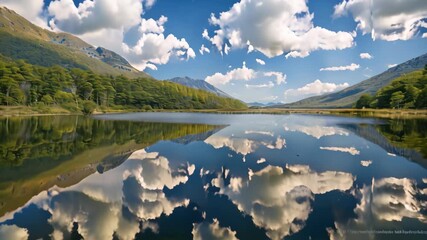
{"left": 355, "top": 67, "right": 427, "bottom": 109}
{"left": 279, "top": 53, "right": 427, "bottom": 108}
{"left": 168, "top": 77, "right": 232, "bottom": 98}
{"left": 0, "top": 56, "right": 247, "bottom": 111}
{"left": 0, "top": 6, "right": 147, "bottom": 79}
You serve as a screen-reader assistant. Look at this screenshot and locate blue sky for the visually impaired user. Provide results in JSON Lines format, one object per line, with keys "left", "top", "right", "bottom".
{"left": 1, "top": 0, "right": 427, "bottom": 103}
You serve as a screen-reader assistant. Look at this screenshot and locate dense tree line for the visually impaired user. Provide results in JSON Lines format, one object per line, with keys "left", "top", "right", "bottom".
{"left": 355, "top": 65, "right": 427, "bottom": 109}
{"left": 0, "top": 56, "right": 247, "bottom": 112}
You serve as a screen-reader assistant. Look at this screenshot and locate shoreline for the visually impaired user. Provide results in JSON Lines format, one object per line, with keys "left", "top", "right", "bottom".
{"left": 1, "top": 106, "right": 427, "bottom": 119}
{"left": 151, "top": 108, "right": 427, "bottom": 119}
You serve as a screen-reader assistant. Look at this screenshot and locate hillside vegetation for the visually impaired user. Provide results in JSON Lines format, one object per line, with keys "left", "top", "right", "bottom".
{"left": 278, "top": 53, "right": 427, "bottom": 108}
{"left": 355, "top": 66, "right": 427, "bottom": 109}
{"left": 0, "top": 56, "right": 247, "bottom": 112}
{"left": 169, "top": 77, "right": 232, "bottom": 98}
{"left": 0, "top": 7, "right": 147, "bottom": 79}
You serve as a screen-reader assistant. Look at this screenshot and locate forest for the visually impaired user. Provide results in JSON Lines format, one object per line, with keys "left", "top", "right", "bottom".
{"left": 0, "top": 55, "right": 247, "bottom": 113}
{"left": 355, "top": 65, "right": 427, "bottom": 109}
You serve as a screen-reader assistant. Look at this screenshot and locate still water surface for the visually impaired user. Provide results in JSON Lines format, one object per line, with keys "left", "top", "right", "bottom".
{"left": 0, "top": 113, "right": 426, "bottom": 240}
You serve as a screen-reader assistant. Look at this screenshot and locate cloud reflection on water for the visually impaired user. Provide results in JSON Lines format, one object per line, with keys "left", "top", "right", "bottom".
{"left": 328, "top": 177, "right": 427, "bottom": 240}
{"left": 212, "top": 164, "right": 355, "bottom": 240}
{"left": 284, "top": 123, "right": 349, "bottom": 139}
{"left": 192, "top": 219, "right": 239, "bottom": 240}
{"left": 0, "top": 224, "right": 28, "bottom": 240}
{"left": 11, "top": 149, "right": 192, "bottom": 240}
{"left": 1, "top": 114, "right": 426, "bottom": 240}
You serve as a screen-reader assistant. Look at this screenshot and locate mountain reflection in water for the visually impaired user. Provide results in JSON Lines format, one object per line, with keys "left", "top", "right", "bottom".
{"left": 0, "top": 113, "right": 426, "bottom": 240}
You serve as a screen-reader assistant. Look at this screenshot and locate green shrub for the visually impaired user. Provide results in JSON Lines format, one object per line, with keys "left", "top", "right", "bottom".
{"left": 81, "top": 100, "right": 97, "bottom": 115}
{"left": 143, "top": 105, "right": 153, "bottom": 111}
{"left": 41, "top": 95, "right": 54, "bottom": 105}
{"left": 355, "top": 94, "right": 372, "bottom": 109}
{"left": 54, "top": 91, "right": 74, "bottom": 104}
{"left": 61, "top": 102, "right": 79, "bottom": 112}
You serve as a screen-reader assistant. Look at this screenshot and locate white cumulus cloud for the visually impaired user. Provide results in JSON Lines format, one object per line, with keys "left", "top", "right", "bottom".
{"left": 245, "top": 81, "right": 275, "bottom": 88}
{"left": 202, "top": 29, "right": 210, "bottom": 40}
{"left": 285, "top": 80, "right": 349, "bottom": 100}
{"left": 206, "top": 0, "right": 354, "bottom": 58}
{"left": 205, "top": 62, "right": 256, "bottom": 86}
{"left": 388, "top": 63, "right": 398, "bottom": 68}
{"left": 144, "top": 0, "right": 156, "bottom": 9}
{"left": 320, "top": 63, "right": 360, "bottom": 71}
{"left": 334, "top": 0, "right": 427, "bottom": 41}
{"left": 139, "top": 16, "right": 167, "bottom": 34}
{"left": 122, "top": 16, "right": 195, "bottom": 70}
{"left": 199, "top": 44, "right": 210, "bottom": 55}
{"left": 205, "top": 63, "right": 286, "bottom": 88}
{"left": 0, "top": 0, "right": 46, "bottom": 27}
{"left": 256, "top": 59, "right": 266, "bottom": 65}
{"left": 264, "top": 72, "right": 286, "bottom": 85}
{"left": 360, "top": 53, "right": 373, "bottom": 59}
{"left": 48, "top": 0, "right": 143, "bottom": 34}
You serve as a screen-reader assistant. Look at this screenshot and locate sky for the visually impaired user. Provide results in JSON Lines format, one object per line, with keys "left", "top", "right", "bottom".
{"left": 1, "top": 0, "right": 427, "bottom": 103}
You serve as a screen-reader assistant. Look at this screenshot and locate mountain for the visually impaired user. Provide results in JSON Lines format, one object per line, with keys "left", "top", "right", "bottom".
{"left": 277, "top": 53, "right": 427, "bottom": 108}
{"left": 168, "top": 77, "right": 232, "bottom": 98}
{"left": 247, "top": 102, "right": 266, "bottom": 107}
{"left": 0, "top": 6, "right": 148, "bottom": 78}
{"left": 248, "top": 102, "right": 282, "bottom": 107}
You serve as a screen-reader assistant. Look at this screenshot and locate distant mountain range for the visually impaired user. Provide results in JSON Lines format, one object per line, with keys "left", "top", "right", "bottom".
{"left": 276, "top": 53, "right": 427, "bottom": 108}
{"left": 168, "top": 77, "right": 232, "bottom": 98}
{"left": 247, "top": 102, "right": 282, "bottom": 107}
{"left": 0, "top": 6, "right": 149, "bottom": 79}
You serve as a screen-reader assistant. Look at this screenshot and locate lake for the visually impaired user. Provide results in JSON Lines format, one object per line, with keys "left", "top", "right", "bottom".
{"left": 0, "top": 113, "right": 426, "bottom": 240}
